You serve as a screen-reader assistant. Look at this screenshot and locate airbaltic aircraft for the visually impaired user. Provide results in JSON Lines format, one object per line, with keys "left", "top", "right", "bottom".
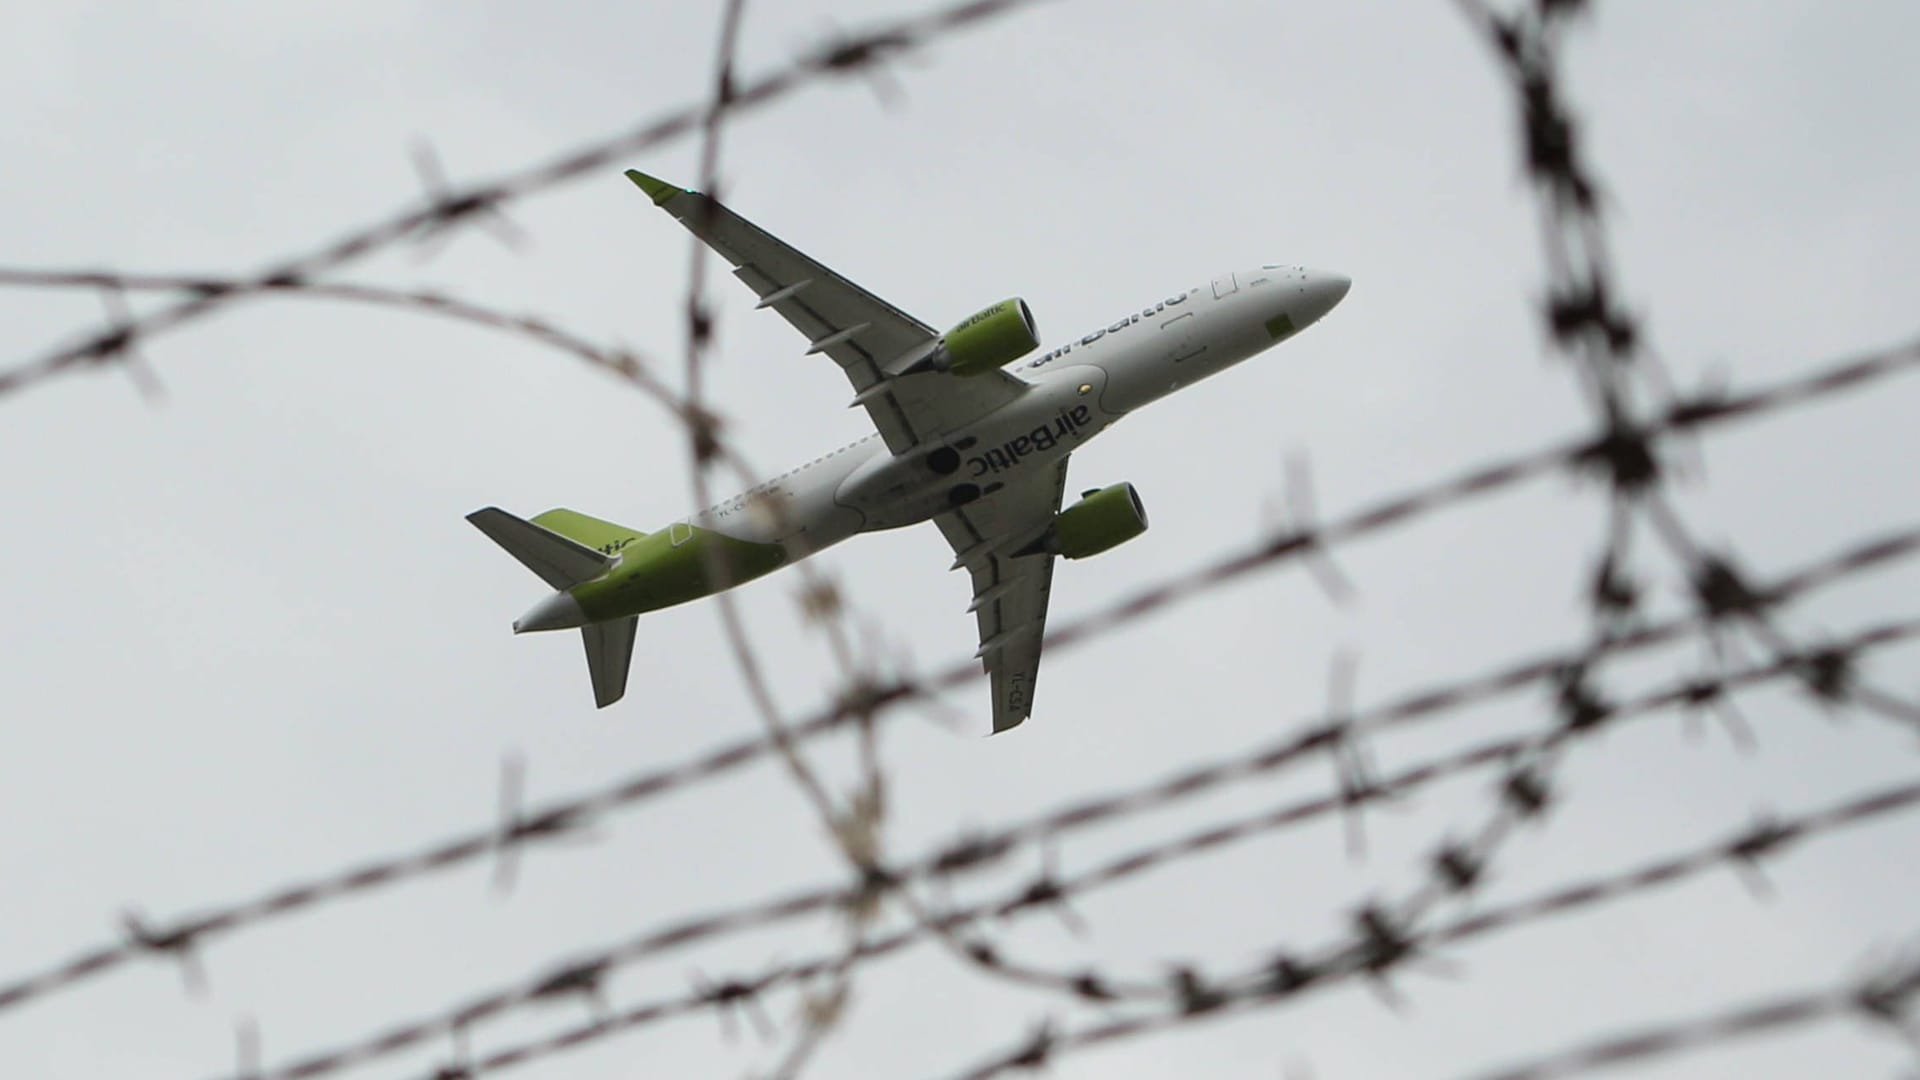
{"left": 468, "top": 170, "right": 1349, "bottom": 732}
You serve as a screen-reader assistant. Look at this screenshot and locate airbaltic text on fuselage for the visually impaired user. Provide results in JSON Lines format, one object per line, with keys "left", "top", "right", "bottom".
{"left": 968, "top": 405, "right": 1093, "bottom": 477}
{"left": 1025, "top": 290, "right": 1194, "bottom": 371}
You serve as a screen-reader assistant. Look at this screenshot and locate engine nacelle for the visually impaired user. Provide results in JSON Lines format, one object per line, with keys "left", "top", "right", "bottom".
{"left": 938, "top": 298, "right": 1040, "bottom": 377}
{"left": 1054, "top": 483, "right": 1148, "bottom": 559}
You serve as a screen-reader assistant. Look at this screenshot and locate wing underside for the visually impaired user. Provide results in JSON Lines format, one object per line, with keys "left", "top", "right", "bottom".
{"left": 935, "top": 458, "right": 1070, "bottom": 733}
{"left": 626, "top": 170, "right": 1027, "bottom": 453}
{"left": 627, "top": 169, "right": 1059, "bottom": 730}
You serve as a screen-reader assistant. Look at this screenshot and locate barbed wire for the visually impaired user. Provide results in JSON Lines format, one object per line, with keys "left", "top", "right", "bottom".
{"left": 192, "top": 612, "right": 1917, "bottom": 1080}
{"left": 369, "top": 708, "right": 1920, "bottom": 1080}
{"left": 1448, "top": 957, "right": 1920, "bottom": 1080}
{"left": 2, "top": 339, "right": 1910, "bottom": 1024}
{"left": 199, "top": 533, "right": 1919, "bottom": 1080}
{"left": 0, "top": 269, "right": 680, "bottom": 404}
{"left": 0, "top": 0, "right": 1050, "bottom": 404}
{"left": 943, "top": 763, "right": 1920, "bottom": 1079}
{"left": 4, "top": 1, "right": 1917, "bottom": 1077}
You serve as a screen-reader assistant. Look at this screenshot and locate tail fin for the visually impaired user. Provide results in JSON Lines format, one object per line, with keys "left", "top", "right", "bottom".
{"left": 466, "top": 507, "right": 611, "bottom": 589}
{"left": 530, "top": 510, "right": 647, "bottom": 707}
{"left": 468, "top": 506, "right": 646, "bottom": 708}
{"left": 583, "top": 617, "right": 638, "bottom": 707}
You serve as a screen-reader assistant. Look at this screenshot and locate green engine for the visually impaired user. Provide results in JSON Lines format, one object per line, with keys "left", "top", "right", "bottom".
{"left": 1055, "top": 483, "right": 1149, "bottom": 559}
{"left": 940, "top": 298, "right": 1040, "bottom": 377}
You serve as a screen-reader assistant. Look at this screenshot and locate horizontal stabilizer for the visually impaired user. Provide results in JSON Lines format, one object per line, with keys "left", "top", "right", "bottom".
{"left": 583, "top": 617, "right": 638, "bottom": 708}
{"left": 467, "top": 507, "right": 611, "bottom": 590}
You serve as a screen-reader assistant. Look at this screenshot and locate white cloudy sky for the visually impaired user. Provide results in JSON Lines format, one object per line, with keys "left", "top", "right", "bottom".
{"left": 2, "top": 2, "right": 1918, "bottom": 1078}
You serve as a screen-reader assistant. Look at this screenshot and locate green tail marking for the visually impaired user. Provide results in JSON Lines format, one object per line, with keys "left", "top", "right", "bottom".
{"left": 531, "top": 508, "right": 646, "bottom": 557}
{"left": 574, "top": 526, "right": 787, "bottom": 620}
{"left": 624, "top": 169, "right": 685, "bottom": 206}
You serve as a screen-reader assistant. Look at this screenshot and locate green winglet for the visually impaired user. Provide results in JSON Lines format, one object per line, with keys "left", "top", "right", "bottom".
{"left": 624, "top": 168, "right": 684, "bottom": 206}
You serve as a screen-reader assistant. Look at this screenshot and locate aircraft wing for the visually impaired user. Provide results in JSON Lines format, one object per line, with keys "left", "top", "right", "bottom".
{"left": 626, "top": 170, "right": 1027, "bottom": 454}
{"left": 934, "top": 457, "right": 1071, "bottom": 734}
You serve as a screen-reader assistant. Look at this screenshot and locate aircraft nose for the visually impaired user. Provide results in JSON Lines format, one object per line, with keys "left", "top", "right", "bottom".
{"left": 1297, "top": 270, "right": 1351, "bottom": 326}
{"left": 514, "top": 590, "right": 587, "bottom": 633}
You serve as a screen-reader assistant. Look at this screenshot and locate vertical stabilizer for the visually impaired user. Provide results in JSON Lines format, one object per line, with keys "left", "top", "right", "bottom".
{"left": 583, "top": 617, "right": 638, "bottom": 708}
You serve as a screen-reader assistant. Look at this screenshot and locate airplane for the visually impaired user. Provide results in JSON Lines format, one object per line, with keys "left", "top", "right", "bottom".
{"left": 467, "top": 168, "right": 1350, "bottom": 733}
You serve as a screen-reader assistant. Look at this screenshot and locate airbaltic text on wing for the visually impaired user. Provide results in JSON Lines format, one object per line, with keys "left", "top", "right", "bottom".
{"left": 968, "top": 405, "right": 1093, "bottom": 477}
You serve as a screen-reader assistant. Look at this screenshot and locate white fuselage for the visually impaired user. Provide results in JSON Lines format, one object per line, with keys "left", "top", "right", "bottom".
{"left": 686, "top": 265, "right": 1349, "bottom": 561}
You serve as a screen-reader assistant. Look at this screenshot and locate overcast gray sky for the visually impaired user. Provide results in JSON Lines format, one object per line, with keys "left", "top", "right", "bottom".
{"left": 3, "top": 2, "right": 1919, "bottom": 1077}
